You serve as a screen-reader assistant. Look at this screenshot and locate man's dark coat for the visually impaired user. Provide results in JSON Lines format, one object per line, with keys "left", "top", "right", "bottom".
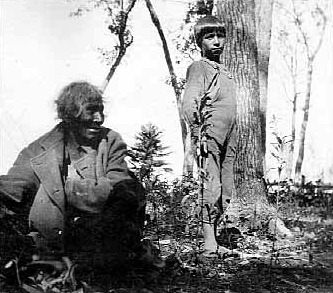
{"left": 0, "top": 122, "right": 137, "bottom": 253}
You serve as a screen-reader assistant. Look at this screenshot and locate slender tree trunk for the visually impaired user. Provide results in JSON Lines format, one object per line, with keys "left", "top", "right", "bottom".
{"left": 217, "top": 0, "right": 276, "bottom": 228}
{"left": 294, "top": 61, "right": 313, "bottom": 183}
{"left": 284, "top": 52, "right": 298, "bottom": 179}
{"left": 287, "top": 55, "right": 298, "bottom": 179}
{"left": 144, "top": 0, "right": 190, "bottom": 173}
{"left": 292, "top": 2, "right": 327, "bottom": 183}
{"left": 101, "top": 0, "right": 137, "bottom": 92}
{"left": 287, "top": 89, "right": 297, "bottom": 178}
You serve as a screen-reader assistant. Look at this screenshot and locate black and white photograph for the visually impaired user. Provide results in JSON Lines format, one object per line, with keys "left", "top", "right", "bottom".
{"left": 1, "top": 0, "right": 332, "bottom": 292}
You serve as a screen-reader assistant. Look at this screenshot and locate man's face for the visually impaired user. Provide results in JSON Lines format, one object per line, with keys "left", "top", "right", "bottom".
{"left": 74, "top": 101, "right": 105, "bottom": 145}
{"left": 201, "top": 30, "right": 226, "bottom": 61}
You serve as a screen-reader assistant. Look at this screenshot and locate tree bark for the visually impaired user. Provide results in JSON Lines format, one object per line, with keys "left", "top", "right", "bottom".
{"left": 144, "top": 0, "right": 190, "bottom": 173}
{"left": 254, "top": 0, "right": 273, "bottom": 177}
{"left": 216, "top": 0, "right": 276, "bottom": 229}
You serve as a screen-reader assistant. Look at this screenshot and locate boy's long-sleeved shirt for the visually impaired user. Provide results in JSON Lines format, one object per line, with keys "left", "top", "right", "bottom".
{"left": 181, "top": 58, "right": 237, "bottom": 146}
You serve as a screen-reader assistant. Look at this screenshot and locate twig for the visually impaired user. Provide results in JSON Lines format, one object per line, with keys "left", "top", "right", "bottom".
{"left": 279, "top": 277, "right": 305, "bottom": 288}
{"left": 13, "top": 258, "right": 22, "bottom": 287}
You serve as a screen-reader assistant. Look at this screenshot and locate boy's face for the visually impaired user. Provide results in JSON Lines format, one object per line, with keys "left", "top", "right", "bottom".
{"left": 201, "top": 30, "right": 225, "bottom": 61}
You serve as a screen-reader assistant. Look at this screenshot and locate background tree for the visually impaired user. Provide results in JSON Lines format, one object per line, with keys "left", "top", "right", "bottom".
{"left": 274, "top": 23, "right": 300, "bottom": 179}
{"left": 275, "top": 0, "right": 327, "bottom": 183}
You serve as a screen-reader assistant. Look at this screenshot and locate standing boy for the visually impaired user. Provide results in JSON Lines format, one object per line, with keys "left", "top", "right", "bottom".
{"left": 181, "top": 16, "right": 237, "bottom": 256}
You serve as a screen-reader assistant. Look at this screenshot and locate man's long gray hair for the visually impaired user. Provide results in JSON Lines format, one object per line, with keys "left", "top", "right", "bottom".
{"left": 55, "top": 81, "right": 104, "bottom": 124}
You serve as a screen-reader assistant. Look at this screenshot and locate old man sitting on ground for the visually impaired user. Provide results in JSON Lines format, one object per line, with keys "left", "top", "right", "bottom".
{"left": 0, "top": 81, "right": 163, "bottom": 283}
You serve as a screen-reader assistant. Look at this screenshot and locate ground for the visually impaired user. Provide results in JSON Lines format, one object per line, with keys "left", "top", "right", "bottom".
{"left": 1, "top": 194, "right": 333, "bottom": 293}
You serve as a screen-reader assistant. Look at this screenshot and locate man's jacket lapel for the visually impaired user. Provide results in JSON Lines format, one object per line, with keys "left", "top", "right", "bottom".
{"left": 30, "top": 148, "right": 65, "bottom": 214}
{"left": 29, "top": 128, "right": 66, "bottom": 251}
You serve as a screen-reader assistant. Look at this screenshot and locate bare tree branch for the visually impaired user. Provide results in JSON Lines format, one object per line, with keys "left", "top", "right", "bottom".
{"left": 144, "top": 0, "right": 182, "bottom": 101}
{"left": 309, "top": 6, "right": 327, "bottom": 59}
{"left": 101, "top": 0, "right": 137, "bottom": 92}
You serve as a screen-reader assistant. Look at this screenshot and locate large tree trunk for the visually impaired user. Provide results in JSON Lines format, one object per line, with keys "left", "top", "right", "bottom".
{"left": 216, "top": 0, "right": 277, "bottom": 230}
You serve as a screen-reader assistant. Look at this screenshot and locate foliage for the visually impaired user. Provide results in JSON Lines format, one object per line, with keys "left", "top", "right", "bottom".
{"left": 267, "top": 115, "right": 292, "bottom": 179}
{"left": 69, "top": 0, "right": 137, "bottom": 91}
{"left": 171, "top": 0, "right": 214, "bottom": 66}
{"left": 70, "top": 0, "right": 134, "bottom": 57}
{"left": 127, "top": 123, "right": 171, "bottom": 185}
{"left": 267, "top": 179, "right": 333, "bottom": 210}
{"left": 145, "top": 175, "right": 333, "bottom": 293}
{"left": 190, "top": 77, "right": 215, "bottom": 232}
{"left": 2, "top": 179, "right": 333, "bottom": 292}
{"left": 167, "top": 0, "right": 217, "bottom": 95}
{"left": 145, "top": 175, "right": 200, "bottom": 241}
{"left": 2, "top": 162, "right": 333, "bottom": 293}
{"left": 142, "top": 77, "right": 216, "bottom": 248}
